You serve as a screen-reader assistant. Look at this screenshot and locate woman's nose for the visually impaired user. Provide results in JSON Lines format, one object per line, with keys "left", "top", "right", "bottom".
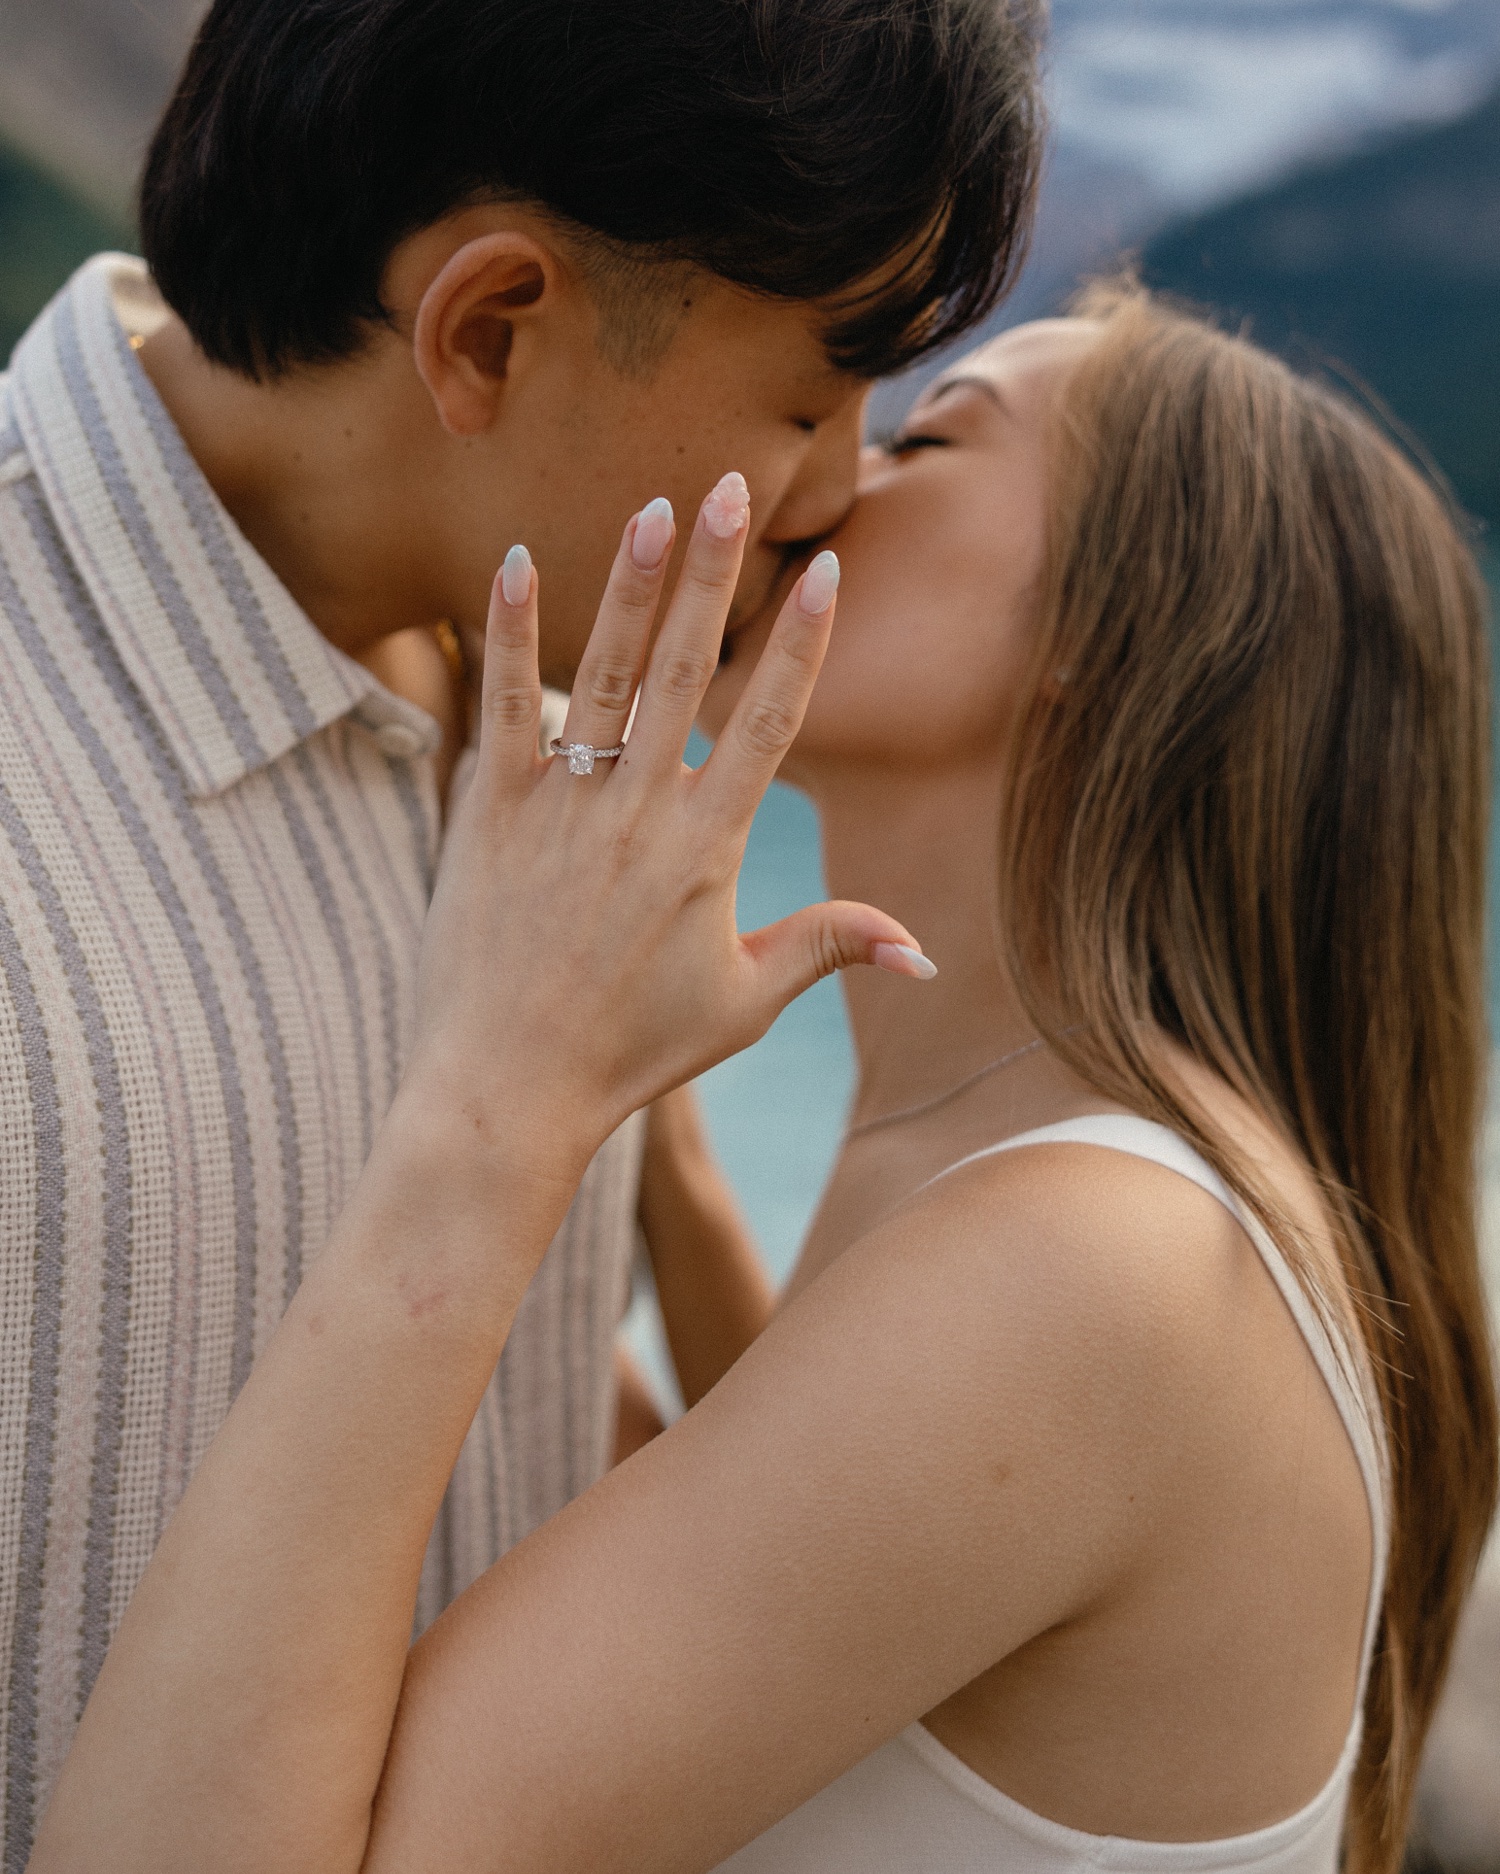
{"left": 856, "top": 441, "right": 890, "bottom": 487}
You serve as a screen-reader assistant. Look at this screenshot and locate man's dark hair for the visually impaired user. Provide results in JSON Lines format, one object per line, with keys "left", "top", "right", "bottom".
{"left": 141, "top": 0, "right": 1044, "bottom": 382}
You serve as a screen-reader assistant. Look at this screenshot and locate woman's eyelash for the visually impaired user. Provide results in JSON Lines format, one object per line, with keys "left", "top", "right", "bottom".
{"left": 883, "top": 432, "right": 948, "bottom": 456}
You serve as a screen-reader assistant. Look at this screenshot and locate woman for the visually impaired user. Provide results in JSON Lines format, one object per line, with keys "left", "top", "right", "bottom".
{"left": 32, "top": 285, "right": 1496, "bottom": 1873}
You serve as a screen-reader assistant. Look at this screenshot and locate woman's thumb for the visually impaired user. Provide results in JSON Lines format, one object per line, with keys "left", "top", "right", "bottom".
{"left": 741, "top": 901, "right": 937, "bottom": 1010}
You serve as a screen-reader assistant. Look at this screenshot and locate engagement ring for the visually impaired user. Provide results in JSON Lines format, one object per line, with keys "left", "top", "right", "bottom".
{"left": 551, "top": 740, "right": 625, "bottom": 776}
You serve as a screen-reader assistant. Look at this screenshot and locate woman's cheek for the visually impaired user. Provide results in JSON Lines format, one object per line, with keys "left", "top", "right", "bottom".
{"left": 809, "top": 574, "right": 1034, "bottom": 760}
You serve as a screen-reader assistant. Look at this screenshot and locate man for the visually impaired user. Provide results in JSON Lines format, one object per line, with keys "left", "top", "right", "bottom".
{"left": 0, "top": 0, "right": 1040, "bottom": 1859}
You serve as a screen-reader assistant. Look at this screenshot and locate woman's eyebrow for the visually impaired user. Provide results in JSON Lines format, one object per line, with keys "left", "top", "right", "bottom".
{"left": 914, "top": 374, "right": 1008, "bottom": 415}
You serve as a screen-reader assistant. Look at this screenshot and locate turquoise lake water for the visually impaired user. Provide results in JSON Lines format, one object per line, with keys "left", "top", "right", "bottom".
{"left": 695, "top": 772, "right": 851, "bottom": 1284}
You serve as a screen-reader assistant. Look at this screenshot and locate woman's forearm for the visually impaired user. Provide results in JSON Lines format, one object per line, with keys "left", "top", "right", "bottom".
{"left": 30, "top": 1093, "right": 587, "bottom": 1874}
{"left": 32, "top": 481, "right": 916, "bottom": 1873}
{"left": 640, "top": 1085, "right": 774, "bottom": 1406}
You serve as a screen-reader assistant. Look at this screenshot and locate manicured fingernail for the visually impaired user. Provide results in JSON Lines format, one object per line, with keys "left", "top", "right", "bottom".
{"left": 872, "top": 942, "right": 938, "bottom": 981}
{"left": 702, "top": 471, "right": 750, "bottom": 540}
{"left": 501, "top": 544, "right": 532, "bottom": 606}
{"left": 631, "top": 497, "right": 674, "bottom": 570}
{"left": 798, "top": 550, "right": 840, "bottom": 615}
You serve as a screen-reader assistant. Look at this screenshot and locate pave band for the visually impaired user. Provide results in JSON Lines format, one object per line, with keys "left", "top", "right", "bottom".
{"left": 551, "top": 739, "right": 626, "bottom": 776}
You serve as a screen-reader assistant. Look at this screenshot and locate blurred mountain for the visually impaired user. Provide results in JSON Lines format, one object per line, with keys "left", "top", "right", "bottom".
{"left": 1143, "top": 84, "right": 1500, "bottom": 530}
{"left": 869, "top": 0, "right": 1500, "bottom": 430}
{"left": 0, "top": 137, "right": 125, "bottom": 360}
{"left": 0, "top": 0, "right": 207, "bottom": 219}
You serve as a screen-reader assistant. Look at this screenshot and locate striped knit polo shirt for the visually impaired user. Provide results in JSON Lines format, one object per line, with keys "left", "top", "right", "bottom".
{"left": 0, "top": 253, "right": 644, "bottom": 1868}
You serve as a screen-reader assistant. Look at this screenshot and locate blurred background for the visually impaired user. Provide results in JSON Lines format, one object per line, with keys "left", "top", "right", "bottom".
{"left": 1, "top": 0, "right": 1496, "bottom": 1861}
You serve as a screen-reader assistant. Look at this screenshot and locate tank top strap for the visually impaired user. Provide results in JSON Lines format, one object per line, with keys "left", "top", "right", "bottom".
{"left": 926, "top": 1112, "right": 1241, "bottom": 1209}
{"left": 924, "top": 1113, "right": 1390, "bottom": 1697}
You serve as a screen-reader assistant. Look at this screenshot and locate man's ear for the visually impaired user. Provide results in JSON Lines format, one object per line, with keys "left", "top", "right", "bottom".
{"left": 411, "top": 235, "right": 554, "bottom": 436}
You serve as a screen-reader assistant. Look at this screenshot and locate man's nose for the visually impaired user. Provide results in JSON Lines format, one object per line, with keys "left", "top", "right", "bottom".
{"left": 761, "top": 390, "right": 869, "bottom": 546}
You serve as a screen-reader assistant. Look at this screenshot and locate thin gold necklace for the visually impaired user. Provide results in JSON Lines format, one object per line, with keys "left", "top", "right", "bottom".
{"left": 845, "top": 1036, "right": 1047, "bottom": 1141}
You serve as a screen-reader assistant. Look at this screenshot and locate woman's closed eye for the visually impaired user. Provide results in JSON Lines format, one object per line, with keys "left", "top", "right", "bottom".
{"left": 882, "top": 431, "right": 950, "bottom": 458}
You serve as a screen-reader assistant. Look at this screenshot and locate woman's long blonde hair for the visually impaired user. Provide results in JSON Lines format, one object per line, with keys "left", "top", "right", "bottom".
{"left": 1001, "top": 281, "right": 1497, "bottom": 1871}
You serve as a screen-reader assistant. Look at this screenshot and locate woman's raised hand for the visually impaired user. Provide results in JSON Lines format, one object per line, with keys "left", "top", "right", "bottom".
{"left": 404, "top": 472, "right": 928, "bottom": 1186}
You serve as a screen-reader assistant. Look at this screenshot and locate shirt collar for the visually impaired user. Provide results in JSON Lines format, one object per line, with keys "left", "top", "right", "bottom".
{"left": 8, "top": 253, "right": 438, "bottom": 799}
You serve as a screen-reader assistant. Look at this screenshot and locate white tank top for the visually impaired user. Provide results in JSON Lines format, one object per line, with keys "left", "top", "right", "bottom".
{"left": 714, "top": 1115, "right": 1390, "bottom": 1874}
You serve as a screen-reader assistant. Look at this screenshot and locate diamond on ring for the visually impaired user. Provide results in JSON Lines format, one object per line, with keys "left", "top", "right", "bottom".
{"left": 551, "top": 740, "right": 625, "bottom": 776}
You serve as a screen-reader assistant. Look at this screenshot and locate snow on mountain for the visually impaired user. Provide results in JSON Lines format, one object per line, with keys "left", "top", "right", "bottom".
{"left": 1049, "top": 0, "right": 1500, "bottom": 212}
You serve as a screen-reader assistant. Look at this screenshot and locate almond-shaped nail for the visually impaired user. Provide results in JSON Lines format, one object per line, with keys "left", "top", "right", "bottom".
{"left": 872, "top": 942, "right": 938, "bottom": 981}
{"left": 702, "top": 471, "right": 750, "bottom": 540}
{"left": 632, "top": 497, "right": 675, "bottom": 570}
{"left": 798, "top": 550, "right": 841, "bottom": 615}
{"left": 501, "top": 543, "right": 532, "bottom": 606}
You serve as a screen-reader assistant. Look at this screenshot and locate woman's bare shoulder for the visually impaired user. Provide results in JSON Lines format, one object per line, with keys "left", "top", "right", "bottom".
{"left": 857, "top": 1116, "right": 1252, "bottom": 1347}
{"left": 815, "top": 1098, "right": 1340, "bottom": 1491}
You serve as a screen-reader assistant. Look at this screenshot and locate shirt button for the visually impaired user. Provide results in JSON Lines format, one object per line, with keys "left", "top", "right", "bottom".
{"left": 373, "top": 721, "right": 428, "bottom": 760}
